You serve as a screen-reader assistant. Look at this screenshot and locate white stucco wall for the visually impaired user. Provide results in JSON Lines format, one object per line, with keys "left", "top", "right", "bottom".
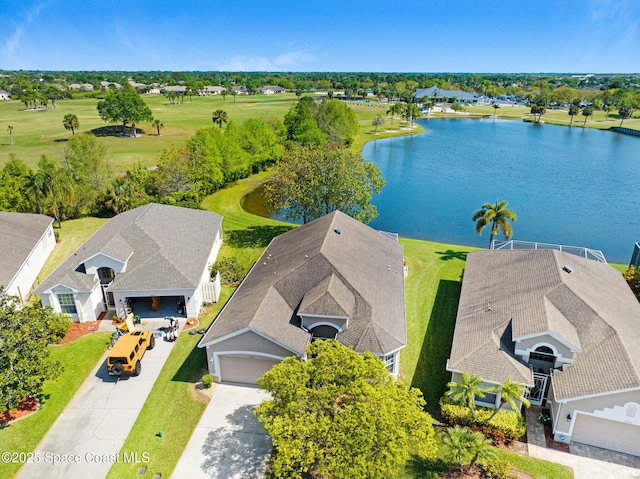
{"left": 6, "top": 223, "right": 56, "bottom": 303}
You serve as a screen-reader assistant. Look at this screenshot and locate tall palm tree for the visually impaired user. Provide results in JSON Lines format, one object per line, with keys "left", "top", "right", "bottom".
{"left": 386, "top": 102, "right": 403, "bottom": 129}
{"left": 7, "top": 125, "right": 14, "bottom": 146}
{"left": 582, "top": 105, "right": 594, "bottom": 127}
{"left": 211, "top": 110, "right": 228, "bottom": 128}
{"left": 63, "top": 114, "right": 79, "bottom": 136}
{"left": 488, "top": 378, "right": 531, "bottom": 421}
{"left": 472, "top": 200, "right": 517, "bottom": 249}
{"left": 568, "top": 104, "right": 580, "bottom": 126}
{"left": 446, "top": 371, "right": 492, "bottom": 420}
{"left": 152, "top": 119, "right": 164, "bottom": 136}
{"left": 492, "top": 103, "right": 501, "bottom": 118}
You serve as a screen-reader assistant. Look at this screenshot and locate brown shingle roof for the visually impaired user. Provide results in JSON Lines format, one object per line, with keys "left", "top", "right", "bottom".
{"left": 34, "top": 204, "right": 222, "bottom": 294}
{"left": 0, "top": 212, "right": 53, "bottom": 289}
{"left": 200, "top": 211, "right": 406, "bottom": 356}
{"left": 448, "top": 250, "right": 640, "bottom": 399}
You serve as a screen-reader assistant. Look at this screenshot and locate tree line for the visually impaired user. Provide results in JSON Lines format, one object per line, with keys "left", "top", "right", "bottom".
{"left": 0, "top": 93, "right": 382, "bottom": 226}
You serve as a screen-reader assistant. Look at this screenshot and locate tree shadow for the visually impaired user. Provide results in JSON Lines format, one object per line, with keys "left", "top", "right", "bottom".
{"left": 90, "top": 126, "right": 148, "bottom": 138}
{"left": 200, "top": 405, "right": 272, "bottom": 478}
{"left": 405, "top": 456, "right": 450, "bottom": 478}
{"left": 411, "top": 279, "right": 462, "bottom": 416}
{"left": 435, "top": 249, "right": 468, "bottom": 262}
{"left": 171, "top": 339, "right": 207, "bottom": 383}
{"left": 53, "top": 138, "right": 69, "bottom": 143}
{"left": 226, "top": 225, "right": 294, "bottom": 249}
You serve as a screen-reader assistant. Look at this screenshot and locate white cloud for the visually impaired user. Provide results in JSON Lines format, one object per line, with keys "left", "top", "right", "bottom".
{"left": 3, "top": 2, "right": 45, "bottom": 58}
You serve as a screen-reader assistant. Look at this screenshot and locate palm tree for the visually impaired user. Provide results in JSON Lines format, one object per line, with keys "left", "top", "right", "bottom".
{"left": 472, "top": 200, "right": 517, "bottom": 249}
{"left": 386, "top": 102, "right": 403, "bottom": 129}
{"left": 446, "top": 371, "right": 492, "bottom": 420}
{"left": 492, "top": 103, "right": 501, "bottom": 118}
{"left": 488, "top": 378, "right": 531, "bottom": 421}
{"left": 221, "top": 90, "right": 227, "bottom": 102}
{"left": 441, "top": 426, "right": 495, "bottom": 472}
{"left": 25, "top": 170, "right": 45, "bottom": 214}
{"left": 231, "top": 90, "right": 238, "bottom": 103}
{"left": 63, "top": 114, "right": 79, "bottom": 136}
{"left": 582, "top": 105, "right": 594, "bottom": 127}
{"left": 371, "top": 114, "right": 384, "bottom": 133}
{"left": 211, "top": 110, "right": 228, "bottom": 128}
{"left": 568, "top": 104, "right": 580, "bottom": 126}
{"left": 404, "top": 103, "right": 421, "bottom": 127}
{"left": 152, "top": 119, "right": 164, "bottom": 136}
{"left": 7, "top": 125, "right": 14, "bottom": 146}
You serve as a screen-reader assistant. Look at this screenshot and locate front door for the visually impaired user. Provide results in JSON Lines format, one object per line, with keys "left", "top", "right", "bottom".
{"left": 526, "top": 372, "right": 549, "bottom": 406}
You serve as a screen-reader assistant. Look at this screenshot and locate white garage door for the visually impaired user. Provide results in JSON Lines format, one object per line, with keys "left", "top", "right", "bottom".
{"left": 572, "top": 414, "right": 640, "bottom": 457}
{"left": 219, "top": 355, "right": 280, "bottom": 384}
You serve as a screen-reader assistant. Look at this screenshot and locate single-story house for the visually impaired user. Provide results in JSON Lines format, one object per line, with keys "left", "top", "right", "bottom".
{"left": 0, "top": 90, "right": 11, "bottom": 100}
{"left": 258, "top": 85, "right": 286, "bottom": 95}
{"left": 162, "top": 85, "right": 187, "bottom": 94}
{"left": 447, "top": 250, "right": 640, "bottom": 457}
{"left": 0, "top": 212, "right": 56, "bottom": 304}
{"left": 414, "top": 86, "right": 480, "bottom": 104}
{"left": 68, "top": 83, "right": 94, "bottom": 91}
{"left": 199, "top": 210, "right": 406, "bottom": 385}
{"left": 229, "top": 86, "right": 248, "bottom": 95}
{"left": 34, "top": 203, "right": 223, "bottom": 322}
{"left": 200, "top": 86, "right": 226, "bottom": 95}
{"left": 100, "top": 81, "right": 122, "bottom": 89}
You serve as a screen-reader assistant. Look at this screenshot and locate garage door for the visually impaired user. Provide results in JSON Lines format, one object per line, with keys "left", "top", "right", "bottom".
{"left": 572, "top": 414, "right": 640, "bottom": 457}
{"left": 218, "top": 355, "right": 280, "bottom": 384}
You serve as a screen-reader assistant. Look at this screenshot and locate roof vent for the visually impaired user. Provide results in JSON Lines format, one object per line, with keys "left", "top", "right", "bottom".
{"left": 334, "top": 228, "right": 342, "bottom": 234}
{"left": 562, "top": 265, "right": 573, "bottom": 274}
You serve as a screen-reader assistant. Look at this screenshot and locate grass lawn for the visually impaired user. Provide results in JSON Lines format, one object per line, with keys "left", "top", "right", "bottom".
{"left": 0, "top": 332, "right": 110, "bottom": 478}
{"left": 38, "top": 217, "right": 109, "bottom": 282}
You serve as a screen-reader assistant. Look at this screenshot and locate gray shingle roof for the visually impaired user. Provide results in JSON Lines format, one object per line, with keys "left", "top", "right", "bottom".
{"left": 448, "top": 250, "right": 640, "bottom": 399}
{"left": 200, "top": 210, "right": 406, "bottom": 356}
{"left": 0, "top": 212, "right": 53, "bottom": 289}
{"left": 34, "top": 204, "right": 222, "bottom": 294}
{"left": 414, "top": 86, "right": 479, "bottom": 101}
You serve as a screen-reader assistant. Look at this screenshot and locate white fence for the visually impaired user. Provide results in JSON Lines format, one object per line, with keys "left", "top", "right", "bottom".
{"left": 200, "top": 271, "right": 221, "bottom": 303}
{"left": 493, "top": 240, "right": 607, "bottom": 264}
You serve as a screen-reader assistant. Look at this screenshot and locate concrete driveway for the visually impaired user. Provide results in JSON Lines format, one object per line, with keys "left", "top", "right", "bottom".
{"left": 16, "top": 332, "right": 174, "bottom": 479}
{"left": 171, "top": 384, "right": 272, "bottom": 479}
{"left": 529, "top": 445, "right": 640, "bottom": 479}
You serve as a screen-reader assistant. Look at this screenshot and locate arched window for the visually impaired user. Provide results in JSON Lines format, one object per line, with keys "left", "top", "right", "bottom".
{"left": 310, "top": 325, "right": 339, "bottom": 340}
{"left": 97, "top": 267, "right": 115, "bottom": 284}
{"left": 529, "top": 346, "right": 556, "bottom": 363}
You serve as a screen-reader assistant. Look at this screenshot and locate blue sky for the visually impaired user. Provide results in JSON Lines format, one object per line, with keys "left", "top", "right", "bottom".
{"left": 2, "top": 0, "right": 639, "bottom": 72}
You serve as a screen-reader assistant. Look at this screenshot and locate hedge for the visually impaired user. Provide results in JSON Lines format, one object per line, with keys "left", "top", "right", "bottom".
{"left": 439, "top": 398, "right": 526, "bottom": 443}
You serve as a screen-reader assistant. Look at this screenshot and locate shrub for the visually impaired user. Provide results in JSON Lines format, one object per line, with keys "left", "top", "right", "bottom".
{"left": 480, "top": 457, "right": 516, "bottom": 479}
{"left": 202, "top": 374, "right": 213, "bottom": 389}
{"left": 538, "top": 413, "right": 552, "bottom": 425}
{"left": 211, "top": 256, "right": 246, "bottom": 285}
{"left": 439, "top": 397, "right": 526, "bottom": 443}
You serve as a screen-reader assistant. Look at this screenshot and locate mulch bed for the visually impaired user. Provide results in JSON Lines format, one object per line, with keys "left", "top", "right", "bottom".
{"left": 544, "top": 423, "right": 570, "bottom": 452}
{"left": 0, "top": 397, "right": 39, "bottom": 425}
{"left": 57, "top": 315, "right": 104, "bottom": 345}
{"left": 182, "top": 318, "right": 199, "bottom": 331}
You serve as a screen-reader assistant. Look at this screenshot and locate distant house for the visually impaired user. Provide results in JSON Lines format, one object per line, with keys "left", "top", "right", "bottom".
{"left": 199, "top": 210, "right": 406, "bottom": 385}
{"left": 200, "top": 85, "right": 226, "bottom": 95}
{"left": 0, "top": 212, "right": 56, "bottom": 304}
{"left": 447, "top": 250, "right": 640, "bottom": 457}
{"left": 229, "top": 85, "right": 248, "bottom": 95}
{"left": 257, "top": 85, "right": 286, "bottom": 95}
{"left": 128, "top": 80, "right": 148, "bottom": 92}
{"left": 100, "top": 81, "right": 122, "bottom": 90}
{"left": 162, "top": 85, "right": 187, "bottom": 95}
{"left": 414, "top": 86, "right": 479, "bottom": 104}
{"left": 34, "top": 204, "right": 223, "bottom": 322}
{"left": 68, "top": 83, "right": 95, "bottom": 92}
{"left": 0, "top": 90, "right": 11, "bottom": 100}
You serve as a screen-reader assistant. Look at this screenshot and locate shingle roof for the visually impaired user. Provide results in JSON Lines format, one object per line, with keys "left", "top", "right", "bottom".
{"left": 448, "top": 250, "right": 640, "bottom": 399}
{"left": 200, "top": 210, "right": 406, "bottom": 356}
{"left": 0, "top": 212, "right": 53, "bottom": 289}
{"left": 34, "top": 204, "right": 222, "bottom": 294}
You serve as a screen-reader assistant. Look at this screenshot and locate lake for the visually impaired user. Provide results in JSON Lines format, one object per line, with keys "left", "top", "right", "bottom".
{"left": 243, "top": 118, "right": 640, "bottom": 264}
{"left": 363, "top": 118, "right": 639, "bottom": 264}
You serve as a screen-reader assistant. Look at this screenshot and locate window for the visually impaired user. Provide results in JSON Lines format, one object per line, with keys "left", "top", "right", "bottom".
{"left": 476, "top": 391, "right": 497, "bottom": 406}
{"left": 383, "top": 353, "right": 395, "bottom": 373}
{"left": 57, "top": 293, "right": 77, "bottom": 314}
{"left": 310, "top": 325, "right": 338, "bottom": 340}
{"left": 530, "top": 346, "right": 556, "bottom": 363}
{"left": 97, "top": 267, "right": 115, "bottom": 285}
